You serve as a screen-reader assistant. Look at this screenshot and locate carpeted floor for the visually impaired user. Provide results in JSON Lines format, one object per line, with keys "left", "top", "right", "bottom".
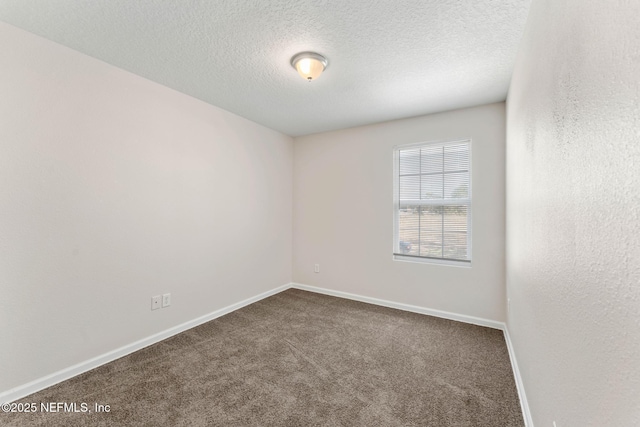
{"left": 2, "top": 289, "right": 524, "bottom": 426}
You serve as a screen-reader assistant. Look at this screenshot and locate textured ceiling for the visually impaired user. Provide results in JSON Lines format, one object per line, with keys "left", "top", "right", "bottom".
{"left": 0, "top": 0, "right": 531, "bottom": 136}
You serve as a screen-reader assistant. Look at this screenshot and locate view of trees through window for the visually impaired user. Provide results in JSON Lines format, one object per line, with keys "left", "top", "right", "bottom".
{"left": 398, "top": 206, "right": 468, "bottom": 259}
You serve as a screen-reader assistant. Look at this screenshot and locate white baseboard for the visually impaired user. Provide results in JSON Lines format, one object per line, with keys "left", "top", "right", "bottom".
{"left": 291, "top": 282, "right": 504, "bottom": 330}
{"left": 503, "top": 326, "right": 534, "bottom": 427}
{"left": 0, "top": 283, "right": 290, "bottom": 404}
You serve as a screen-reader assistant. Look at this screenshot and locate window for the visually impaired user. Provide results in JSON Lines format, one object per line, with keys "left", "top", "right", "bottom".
{"left": 393, "top": 139, "right": 471, "bottom": 265}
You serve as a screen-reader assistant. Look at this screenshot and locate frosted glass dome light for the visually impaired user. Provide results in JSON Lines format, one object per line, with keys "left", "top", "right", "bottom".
{"left": 291, "top": 52, "right": 328, "bottom": 82}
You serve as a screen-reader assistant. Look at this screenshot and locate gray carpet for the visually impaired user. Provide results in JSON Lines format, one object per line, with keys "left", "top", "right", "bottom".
{"left": 2, "top": 289, "right": 524, "bottom": 426}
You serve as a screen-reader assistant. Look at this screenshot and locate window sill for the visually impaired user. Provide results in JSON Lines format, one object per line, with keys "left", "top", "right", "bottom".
{"left": 393, "top": 254, "right": 472, "bottom": 268}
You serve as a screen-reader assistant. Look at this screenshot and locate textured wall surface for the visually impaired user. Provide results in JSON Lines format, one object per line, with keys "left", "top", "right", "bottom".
{"left": 506, "top": 0, "right": 640, "bottom": 425}
{"left": 0, "top": 1, "right": 530, "bottom": 136}
{"left": 294, "top": 103, "right": 506, "bottom": 321}
{"left": 0, "top": 23, "right": 293, "bottom": 393}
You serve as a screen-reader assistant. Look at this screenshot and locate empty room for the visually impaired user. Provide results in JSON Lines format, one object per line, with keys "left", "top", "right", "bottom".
{"left": 1, "top": 1, "right": 638, "bottom": 426}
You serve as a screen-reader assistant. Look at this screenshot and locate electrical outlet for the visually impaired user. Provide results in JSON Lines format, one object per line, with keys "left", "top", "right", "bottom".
{"left": 314, "top": 264, "right": 320, "bottom": 273}
{"left": 162, "top": 293, "right": 171, "bottom": 308}
{"left": 151, "top": 295, "right": 161, "bottom": 311}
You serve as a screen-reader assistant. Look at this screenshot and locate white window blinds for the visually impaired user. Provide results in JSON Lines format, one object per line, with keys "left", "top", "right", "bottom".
{"left": 393, "top": 140, "right": 471, "bottom": 263}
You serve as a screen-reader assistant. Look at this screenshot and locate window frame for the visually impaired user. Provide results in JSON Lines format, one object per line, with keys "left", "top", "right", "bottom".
{"left": 392, "top": 138, "right": 473, "bottom": 267}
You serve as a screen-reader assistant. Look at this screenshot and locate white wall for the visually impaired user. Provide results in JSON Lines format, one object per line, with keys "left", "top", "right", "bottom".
{"left": 293, "top": 103, "right": 506, "bottom": 321}
{"left": 0, "top": 23, "right": 293, "bottom": 394}
{"left": 506, "top": 0, "right": 640, "bottom": 425}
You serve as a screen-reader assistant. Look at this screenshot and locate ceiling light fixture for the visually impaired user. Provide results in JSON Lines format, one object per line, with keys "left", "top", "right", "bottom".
{"left": 290, "top": 52, "right": 328, "bottom": 82}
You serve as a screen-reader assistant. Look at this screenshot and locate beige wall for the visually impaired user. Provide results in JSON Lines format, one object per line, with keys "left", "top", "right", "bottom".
{"left": 293, "top": 103, "right": 506, "bottom": 321}
{"left": 0, "top": 23, "right": 293, "bottom": 393}
{"left": 506, "top": 0, "right": 640, "bottom": 425}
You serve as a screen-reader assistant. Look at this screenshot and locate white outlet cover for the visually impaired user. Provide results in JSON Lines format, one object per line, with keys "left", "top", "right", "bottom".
{"left": 162, "top": 293, "right": 171, "bottom": 308}
{"left": 151, "top": 295, "right": 161, "bottom": 310}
